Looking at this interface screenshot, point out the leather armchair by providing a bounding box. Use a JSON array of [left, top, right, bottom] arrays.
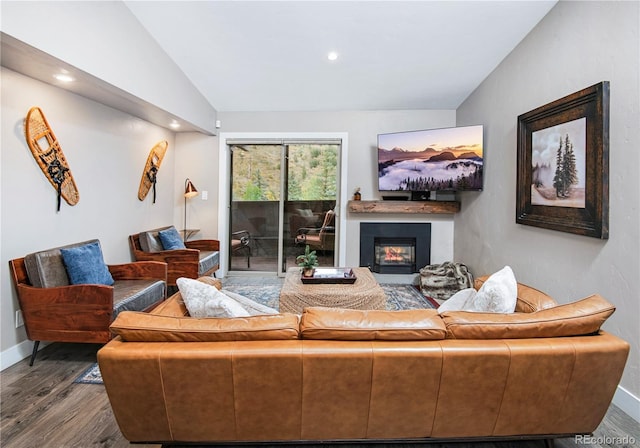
[[9, 239, 166, 365], [129, 226, 220, 286]]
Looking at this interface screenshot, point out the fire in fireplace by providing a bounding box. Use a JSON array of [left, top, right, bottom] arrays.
[[374, 238, 416, 270], [360, 223, 431, 274]]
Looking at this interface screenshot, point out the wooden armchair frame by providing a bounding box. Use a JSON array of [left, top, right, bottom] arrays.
[[9, 258, 167, 365], [129, 233, 220, 286]]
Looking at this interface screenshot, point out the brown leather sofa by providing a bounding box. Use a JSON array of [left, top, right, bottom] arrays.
[[98, 277, 629, 445]]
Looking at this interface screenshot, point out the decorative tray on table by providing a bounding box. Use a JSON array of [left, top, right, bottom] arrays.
[[301, 267, 357, 284]]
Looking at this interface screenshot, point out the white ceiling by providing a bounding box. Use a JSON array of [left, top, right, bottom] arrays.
[[126, 1, 557, 113]]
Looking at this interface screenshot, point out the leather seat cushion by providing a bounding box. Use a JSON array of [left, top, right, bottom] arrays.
[[300, 307, 447, 340], [110, 311, 300, 342], [441, 294, 615, 339], [112, 279, 166, 318], [198, 250, 220, 274]]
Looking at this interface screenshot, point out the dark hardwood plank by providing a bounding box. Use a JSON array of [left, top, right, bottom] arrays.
[[0, 342, 160, 448], [2, 342, 637, 448]]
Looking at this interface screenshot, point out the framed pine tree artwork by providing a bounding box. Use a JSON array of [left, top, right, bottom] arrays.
[[516, 82, 609, 239]]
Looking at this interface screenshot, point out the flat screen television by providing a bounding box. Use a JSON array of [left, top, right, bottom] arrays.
[[378, 125, 483, 192]]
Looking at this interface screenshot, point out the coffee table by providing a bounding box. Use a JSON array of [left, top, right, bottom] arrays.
[[279, 266, 386, 313]]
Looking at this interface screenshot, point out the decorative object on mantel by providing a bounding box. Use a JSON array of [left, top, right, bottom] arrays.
[[296, 244, 319, 277], [137, 140, 168, 203], [183, 178, 198, 240], [348, 200, 460, 214], [24, 106, 79, 211], [353, 187, 361, 201], [516, 81, 609, 239]]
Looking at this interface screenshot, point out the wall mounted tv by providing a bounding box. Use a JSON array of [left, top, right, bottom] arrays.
[[378, 125, 483, 192]]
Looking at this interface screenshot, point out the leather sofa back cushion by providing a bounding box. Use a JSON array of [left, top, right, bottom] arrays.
[[24, 239, 101, 288], [300, 307, 446, 340], [138, 229, 166, 253], [110, 311, 300, 342], [441, 294, 614, 339], [474, 276, 557, 313]]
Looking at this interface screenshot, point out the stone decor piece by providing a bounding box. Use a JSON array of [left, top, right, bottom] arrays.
[[419, 261, 473, 300]]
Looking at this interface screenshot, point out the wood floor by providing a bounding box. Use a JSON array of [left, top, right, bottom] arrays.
[[1, 342, 638, 448]]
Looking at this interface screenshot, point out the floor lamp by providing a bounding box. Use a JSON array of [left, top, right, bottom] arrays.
[[183, 178, 198, 240]]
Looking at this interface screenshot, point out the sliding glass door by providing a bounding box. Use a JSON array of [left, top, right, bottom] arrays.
[[228, 140, 340, 275]]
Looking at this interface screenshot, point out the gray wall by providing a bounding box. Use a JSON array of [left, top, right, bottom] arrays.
[[455, 0, 639, 410], [217, 110, 459, 274], [1, 1, 216, 133], [0, 68, 176, 363]]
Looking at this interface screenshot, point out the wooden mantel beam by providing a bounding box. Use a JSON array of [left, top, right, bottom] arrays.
[[348, 200, 460, 214]]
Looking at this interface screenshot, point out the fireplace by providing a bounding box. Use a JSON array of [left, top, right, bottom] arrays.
[[360, 223, 431, 274]]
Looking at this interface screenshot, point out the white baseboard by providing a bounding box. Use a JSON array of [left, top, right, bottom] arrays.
[[0, 340, 49, 371], [613, 385, 640, 423]]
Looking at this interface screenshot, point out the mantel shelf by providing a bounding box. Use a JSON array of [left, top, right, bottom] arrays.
[[348, 200, 460, 214]]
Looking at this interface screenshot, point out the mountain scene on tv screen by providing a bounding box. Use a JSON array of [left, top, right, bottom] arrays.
[[378, 128, 483, 191]]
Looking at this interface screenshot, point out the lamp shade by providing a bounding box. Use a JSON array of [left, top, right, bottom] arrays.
[[184, 178, 198, 198]]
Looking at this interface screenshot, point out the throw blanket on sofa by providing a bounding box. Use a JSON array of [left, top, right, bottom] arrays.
[[419, 261, 473, 300]]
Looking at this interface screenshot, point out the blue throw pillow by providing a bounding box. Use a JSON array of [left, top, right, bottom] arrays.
[[158, 227, 186, 250], [60, 242, 115, 286]]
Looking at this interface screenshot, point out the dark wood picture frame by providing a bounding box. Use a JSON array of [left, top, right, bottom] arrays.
[[516, 82, 609, 239]]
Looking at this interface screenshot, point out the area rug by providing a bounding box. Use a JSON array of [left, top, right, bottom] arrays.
[[221, 276, 438, 311], [74, 278, 437, 385], [74, 363, 103, 384]]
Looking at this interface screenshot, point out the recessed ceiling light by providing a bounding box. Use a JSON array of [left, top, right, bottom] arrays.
[[327, 51, 339, 61], [53, 73, 75, 82], [169, 120, 180, 129]]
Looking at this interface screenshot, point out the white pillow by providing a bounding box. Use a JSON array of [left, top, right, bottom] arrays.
[[177, 277, 250, 318], [436, 266, 517, 314], [466, 266, 517, 313], [437, 288, 477, 314]]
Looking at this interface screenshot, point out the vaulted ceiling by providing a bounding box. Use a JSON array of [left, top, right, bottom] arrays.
[[125, 1, 557, 112]]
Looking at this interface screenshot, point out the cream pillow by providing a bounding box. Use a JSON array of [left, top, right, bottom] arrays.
[[437, 288, 477, 314], [177, 277, 250, 318], [467, 266, 517, 313], [437, 266, 517, 314]]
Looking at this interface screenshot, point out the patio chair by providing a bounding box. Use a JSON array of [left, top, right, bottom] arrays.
[[294, 210, 335, 252]]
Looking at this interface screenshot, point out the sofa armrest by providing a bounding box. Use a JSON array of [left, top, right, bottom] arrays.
[[185, 239, 220, 251], [16, 283, 113, 340], [108, 261, 167, 281], [132, 248, 200, 263]]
